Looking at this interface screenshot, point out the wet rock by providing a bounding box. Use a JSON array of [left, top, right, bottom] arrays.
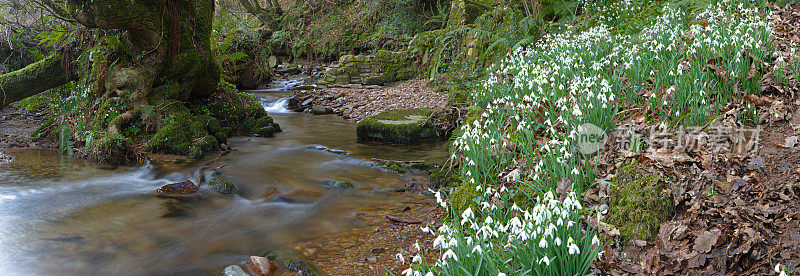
[[0, 151, 13, 164], [242, 256, 276, 276], [276, 66, 301, 75], [311, 104, 328, 115], [404, 181, 423, 192], [260, 187, 282, 201], [261, 248, 327, 276], [221, 265, 247, 276], [322, 179, 355, 189], [306, 145, 349, 155], [356, 108, 439, 144], [155, 180, 199, 199], [287, 96, 300, 110], [208, 175, 239, 195], [381, 188, 407, 193]]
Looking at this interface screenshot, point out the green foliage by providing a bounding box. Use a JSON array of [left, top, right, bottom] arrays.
[[608, 162, 674, 242], [409, 5, 542, 79], [737, 104, 761, 126]]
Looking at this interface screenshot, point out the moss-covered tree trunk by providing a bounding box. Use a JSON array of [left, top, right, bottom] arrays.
[[1, 0, 281, 162], [0, 51, 78, 107]]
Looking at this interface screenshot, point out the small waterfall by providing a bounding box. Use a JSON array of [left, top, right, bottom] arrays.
[[262, 97, 291, 113]]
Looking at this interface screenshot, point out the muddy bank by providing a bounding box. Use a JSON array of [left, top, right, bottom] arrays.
[[0, 106, 54, 150], [290, 79, 449, 121]]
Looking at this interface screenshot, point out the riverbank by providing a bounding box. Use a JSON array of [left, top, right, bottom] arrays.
[[291, 79, 449, 121], [0, 106, 54, 150]]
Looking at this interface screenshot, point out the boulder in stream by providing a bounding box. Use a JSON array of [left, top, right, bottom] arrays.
[[356, 108, 439, 143], [155, 180, 199, 199], [242, 256, 277, 276], [208, 175, 240, 195], [221, 265, 247, 276]]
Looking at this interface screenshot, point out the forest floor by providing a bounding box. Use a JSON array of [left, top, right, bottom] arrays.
[[595, 5, 800, 274]]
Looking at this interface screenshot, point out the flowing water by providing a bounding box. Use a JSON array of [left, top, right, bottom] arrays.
[[0, 78, 447, 275]]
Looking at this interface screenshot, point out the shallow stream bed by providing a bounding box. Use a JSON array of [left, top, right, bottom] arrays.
[[0, 79, 447, 275]]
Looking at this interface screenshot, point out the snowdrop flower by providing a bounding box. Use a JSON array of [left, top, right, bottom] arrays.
[[420, 225, 431, 233], [539, 237, 548, 248], [442, 249, 458, 261], [395, 253, 405, 264], [461, 207, 474, 225], [555, 237, 562, 246], [472, 245, 483, 254], [538, 256, 551, 266], [592, 235, 600, 246], [412, 254, 423, 263], [568, 241, 581, 255]]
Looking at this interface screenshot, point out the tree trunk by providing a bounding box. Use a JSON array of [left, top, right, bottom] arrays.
[[0, 52, 78, 108], [2, 0, 281, 162], [237, 0, 283, 30]]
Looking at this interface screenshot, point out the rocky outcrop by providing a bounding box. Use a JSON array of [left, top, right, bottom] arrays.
[[356, 108, 440, 143], [318, 50, 415, 86]]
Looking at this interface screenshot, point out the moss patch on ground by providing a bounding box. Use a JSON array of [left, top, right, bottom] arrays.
[[356, 108, 439, 143], [448, 182, 478, 216], [607, 162, 674, 243]]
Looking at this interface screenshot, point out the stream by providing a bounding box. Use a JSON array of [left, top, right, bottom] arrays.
[[0, 78, 447, 275]]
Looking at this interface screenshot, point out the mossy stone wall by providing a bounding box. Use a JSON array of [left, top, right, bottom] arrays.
[[318, 50, 415, 86]]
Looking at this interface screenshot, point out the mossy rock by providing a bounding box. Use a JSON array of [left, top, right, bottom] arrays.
[[607, 162, 674, 243], [356, 108, 439, 143], [147, 114, 220, 157], [195, 81, 281, 138], [208, 175, 239, 195], [321, 179, 355, 189]]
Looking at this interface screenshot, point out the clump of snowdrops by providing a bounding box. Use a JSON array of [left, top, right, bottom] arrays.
[[400, 1, 775, 275]]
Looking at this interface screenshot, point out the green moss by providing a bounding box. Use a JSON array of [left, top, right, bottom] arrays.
[[377, 160, 408, 173], [428, 167, 461, 189], [356, 108, 439, 143], [196, 81, 281, 137], [147, 113, 221, 157], [208, 175, 239, 194], [449, 183, 478, 215], [510, 184, 538, 210], [607, 162, 674, 243], [371, 50, 416, 84], [189, 146, 203, 159]]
